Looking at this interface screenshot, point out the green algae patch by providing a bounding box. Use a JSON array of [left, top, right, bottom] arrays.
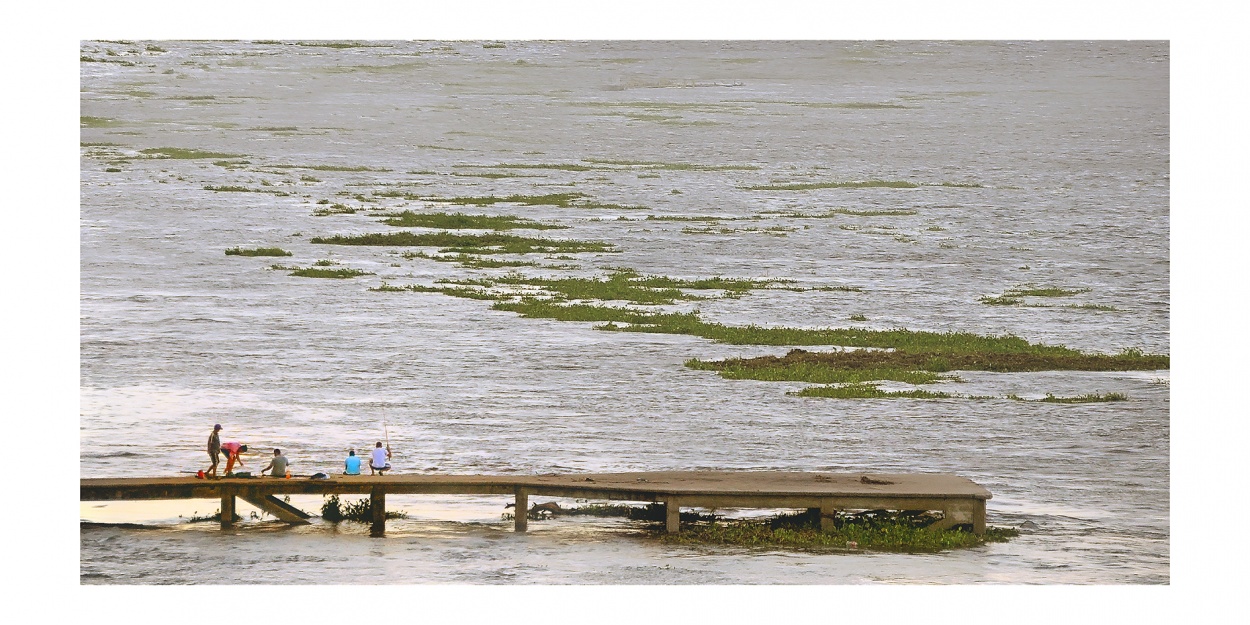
[[378, 211, 565, 230], [311, 231, 614, 255], [225, 247, 292, 257], [744, 180, 920, 191], [140, 147, 244, 159]]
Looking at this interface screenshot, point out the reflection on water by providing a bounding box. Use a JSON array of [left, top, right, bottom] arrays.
[[80, 40, 1168, 584]]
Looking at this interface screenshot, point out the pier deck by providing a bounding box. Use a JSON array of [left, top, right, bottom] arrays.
[[81, 471, 991, 536]]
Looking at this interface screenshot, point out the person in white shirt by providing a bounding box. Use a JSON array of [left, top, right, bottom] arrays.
[[370, 441, 391, 475]]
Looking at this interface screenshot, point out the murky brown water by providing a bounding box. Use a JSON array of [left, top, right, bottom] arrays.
[[80, 40, 1169, 584]]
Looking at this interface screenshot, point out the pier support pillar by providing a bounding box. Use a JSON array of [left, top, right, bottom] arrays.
[[370, 487, 386, 538], [665, 497, 680, 534], [973, 500, 986, 536], [220, 489, 235, 529], [514, 488, 528, 533], [819, 499, 836, 533]]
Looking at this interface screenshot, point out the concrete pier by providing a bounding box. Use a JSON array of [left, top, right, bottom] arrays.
[[81, 471, 992, 536]]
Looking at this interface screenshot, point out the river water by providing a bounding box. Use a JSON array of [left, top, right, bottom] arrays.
[[79, 40, 1169, 584]]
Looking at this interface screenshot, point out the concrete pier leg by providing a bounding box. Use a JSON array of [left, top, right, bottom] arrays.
[[514, 488, 528, 533], [819, 500, 835, 533], [665, 497, 680, 534], [220, 489, 235, 529], [973, 500, 986, 536], [370, 487, 386, 538]]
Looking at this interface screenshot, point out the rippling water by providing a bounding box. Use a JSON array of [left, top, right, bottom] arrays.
[[79, 40, 1169, 584]]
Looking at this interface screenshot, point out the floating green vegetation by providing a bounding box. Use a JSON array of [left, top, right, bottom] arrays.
[[662, 509, 1016, 553], [320, 495, 406, 523], [80, 116, 124, 128], [378, 211, 565, 231], [104, 167, 122, 173], [295, 41, 377, 49], [981, 286, 1092, 306], [1009, 393, 1128, 403], [743, 180, 919, 191], [277, 265, 371, 279], [225, 247, 292, 257], [458, 163, 595, 172], [401, 251, 540, 269], [1063, 303, 1118, 311], [426, 270, 798, 305], [826, 102, 910, 109], [792, 383, 954, 399], [311, 231, 615, 255], [583, 159, 759, 171], [313, 203, 357, 216], [268, 164, 391, 172], [204, 185, 288, 195], [422, 192, 647, 211], [824, 208, 919, 217], [682, 225, 798, 236], [451, 172, 544, 179], [691, 345, 1168, 386], [1009, 286, 1090, 297], [849, 314, 868, 321], [141, 147, 243, 160], [426, 192, 588, 207], [644, 214, 738, 222]]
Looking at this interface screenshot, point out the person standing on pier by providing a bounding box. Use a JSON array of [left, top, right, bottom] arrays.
[[221, 441, 249, 476], [260, 448, 290, 478], [370, 441, 391, 475], [344, 449, 362, 475], [205, 424, 222, 479]]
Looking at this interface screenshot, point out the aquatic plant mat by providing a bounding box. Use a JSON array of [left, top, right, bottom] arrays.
[[320, 495, 406, 523], [524, 504, 1015, 553]]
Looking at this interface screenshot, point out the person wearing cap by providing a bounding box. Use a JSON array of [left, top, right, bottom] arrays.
[[205, 424, 223, 479]]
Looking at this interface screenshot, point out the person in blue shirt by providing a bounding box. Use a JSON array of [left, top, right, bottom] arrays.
[[344, 449, 362, 475]]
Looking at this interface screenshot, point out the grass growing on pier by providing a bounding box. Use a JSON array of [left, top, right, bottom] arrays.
[[378, 211, 565, 230], [225, 247, 292, 257], [320, 495, 407, 523], [311, 231, 615, 255]]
